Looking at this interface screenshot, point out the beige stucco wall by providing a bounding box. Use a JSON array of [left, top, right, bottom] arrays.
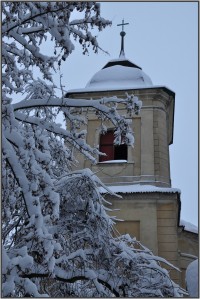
[[107, 194, 158, 254], [105, 193, 180, 256], [65, 88, 198, 289], [178, 230, 199, 288], [104, 192, 184, 285], [156, 196, 180, 283], [67, 87, 174, 187], [105, 191, 198, 288]]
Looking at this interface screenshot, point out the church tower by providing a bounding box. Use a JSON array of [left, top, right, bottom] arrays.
[[66, 21, 198, 288], [67, 19, 175, 188]]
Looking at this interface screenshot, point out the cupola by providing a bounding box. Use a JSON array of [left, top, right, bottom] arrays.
[[86, 19, 153, 90]]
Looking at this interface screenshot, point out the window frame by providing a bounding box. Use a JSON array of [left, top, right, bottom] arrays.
[[99, 130, 128, 162]]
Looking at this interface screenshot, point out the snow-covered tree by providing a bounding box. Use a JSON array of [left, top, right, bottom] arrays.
[[2, 2, 186, 297]]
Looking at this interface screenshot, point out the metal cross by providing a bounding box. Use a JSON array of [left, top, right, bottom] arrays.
[[117, 19, 129, 32]]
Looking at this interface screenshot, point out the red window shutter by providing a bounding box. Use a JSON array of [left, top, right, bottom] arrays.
[[100, 131, 114, 144], [99, 145, 114, 161], [99, 131, 114, 162]]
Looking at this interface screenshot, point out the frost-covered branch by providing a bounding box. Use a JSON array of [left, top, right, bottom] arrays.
[[2, 2, 185, 297], [2, 2, 111, 94], [12, 95, 139, 111]]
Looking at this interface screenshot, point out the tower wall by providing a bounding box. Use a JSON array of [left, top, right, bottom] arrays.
[[67, 87, 174, 187], [105, 192, 181, 284], [66, 87, 198, 289]]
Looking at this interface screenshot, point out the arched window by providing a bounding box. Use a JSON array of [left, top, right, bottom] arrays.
[[99, 130, 127, 162]]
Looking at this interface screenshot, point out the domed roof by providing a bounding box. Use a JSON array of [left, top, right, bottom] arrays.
[[86, 57, 153, 89]]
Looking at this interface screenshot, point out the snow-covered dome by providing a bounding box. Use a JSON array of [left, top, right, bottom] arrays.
[[86, 57, 153, 90]]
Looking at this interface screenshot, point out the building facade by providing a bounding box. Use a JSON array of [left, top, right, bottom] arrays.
[[65, 28, 198, 288]]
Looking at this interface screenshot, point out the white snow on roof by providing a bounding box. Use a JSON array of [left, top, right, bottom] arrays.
[[67, 84, 174, 94], [85, 65, 153, 90], [180, 219, 198, 234], [99, 184, 181, 194], [186, 259, 199, 297]]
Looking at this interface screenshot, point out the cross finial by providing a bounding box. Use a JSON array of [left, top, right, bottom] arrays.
[[117, 19, 129, 58], [117, 18, 129, 32]]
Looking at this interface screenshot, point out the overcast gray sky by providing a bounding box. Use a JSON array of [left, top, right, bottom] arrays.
[[60, 2, 198, 226]]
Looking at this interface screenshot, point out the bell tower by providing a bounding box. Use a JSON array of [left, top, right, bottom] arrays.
[[65, 22, 198, 288], [66, 19, 175, 188]]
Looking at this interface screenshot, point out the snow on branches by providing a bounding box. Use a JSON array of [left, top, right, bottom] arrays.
[[2, 1, 110, 94], [2, 2, 186, 297]]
